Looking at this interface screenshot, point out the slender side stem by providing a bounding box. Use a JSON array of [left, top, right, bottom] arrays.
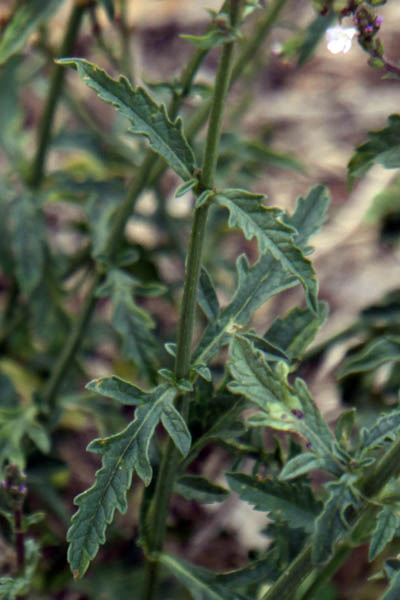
[[262, 436, 400, 600], [14, 507, 25, 575], [40, 273, 101, 413], [142, 3, 242, 599], [28, 3, 86, 189]]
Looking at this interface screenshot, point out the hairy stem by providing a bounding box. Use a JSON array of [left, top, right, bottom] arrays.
[[29, 2, 86, 189], [142, 3, 242, 599]]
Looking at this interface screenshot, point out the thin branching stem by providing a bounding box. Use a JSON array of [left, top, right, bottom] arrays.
[[29, 2, 86, 189], [141, 3, 242, 599]]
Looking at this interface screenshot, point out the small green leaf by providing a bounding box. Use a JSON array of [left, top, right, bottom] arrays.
[[175, 475, 229, 503], [348, 115, 400, 188], [264, 302, 329, 365], [180, 27, 238, 51], [161, 398, 191, 456], [312, 474, 361, 564], [338, 337, 400, 378], [159, 552, 249, 600], [240, 333, 288, 363], [176, 178, 198, 198], [67, 384, 177, 578], [196, 189, 214, 208], [58, 59, 195, 180], [0, 576, 27, 599], [286, 185, 330, 254], [0, 0, 64, 65], [369, 506, 400, 561], [198, 267, 220, 322], [227, 472, 321, 533], [382, 560, 400, 600], [335, 408, 356, 449], [191, 364, 212, 382], [360, 407, 400, 454], [215, 189, 318, 312]]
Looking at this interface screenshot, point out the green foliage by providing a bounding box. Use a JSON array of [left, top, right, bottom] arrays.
[[348, 115, 400, 187], [369, 505, 400, 561], [67, 383, 190, 578], [175, 474, 229, 503], [0, 0, 64, 65], [57, 59, 196, 181]]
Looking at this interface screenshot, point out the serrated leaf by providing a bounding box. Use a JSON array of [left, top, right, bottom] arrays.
[[0, 404, 48, 468], [312, 474, 361, 564], [338, 337, 400, 379], [360, 407, 400, 454], [279, 452, 338, 480], [96, 269, 158, 379], [215, 189, 318, 312], [369, 506, 400, 561], [86, 376, 149, 405], [215, 553, 278, 587], [161, 398, 191, 456], [194, 253, 298, 365], [67, 384, 178, 578], [198, 268, 220, 322], [0, 0, 64, 65], [348, 115, 400, 188], [286, 185, 330, 254], [227, 472, 321, 533], [10, 194, 45, 297], [382, 560, 400, 600], [175, 475, 229, 504], [264, 302, 329, 365], [0, 576, 27, 599], [58, 59, 195, 180], [159, 552, 249, 600]]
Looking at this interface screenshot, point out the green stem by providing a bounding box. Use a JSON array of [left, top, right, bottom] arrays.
[[262, 436, 400, 600], [141, 3, 242, 598], [29, 2, 86, 189]]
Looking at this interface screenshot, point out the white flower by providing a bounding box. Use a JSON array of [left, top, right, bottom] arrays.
[[325, 25, 358, 55]]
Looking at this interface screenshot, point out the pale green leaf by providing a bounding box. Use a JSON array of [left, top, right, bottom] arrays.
[[67, 385, 177, 578], [0, 577, 27, 599], [382, 560, 400, 600], [286, 185, 330, 254], [279, 452, 339, 480], [227, 472, 321, 533], [215, 188, 318, 312], [312, 474, 361, 564], [159, 552, 249, 600], [369, 506, 400, 561], [360, 407, 400, 455], [175, 475, 229, 504], [86, 376, 148, 405], [0, 0, 64, 64], [338, 337, 400, 378], [58, 59, 195, 180]]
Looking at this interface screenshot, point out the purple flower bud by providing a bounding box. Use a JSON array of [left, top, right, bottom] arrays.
[[18, 485, 27, 494], [365, 24, 374, 34], [306, 442, 312, 449], [376, 16, 383, 26], [1, 480, 7, 489], [291, 409, 304, 420]]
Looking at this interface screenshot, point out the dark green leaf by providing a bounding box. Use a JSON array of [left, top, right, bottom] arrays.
[[67, 384, 178, 578], [297, 11, 335, 65], [382, 560, 400, 600], [338, 337, 400, 378], [198, 268, 220, 322], [180, 27, 238, 51], [369, 505, 400, 561], [312, 474, 361, 564], [240, 333, 288, 362], [264, 302, 329, 365], [227, 472, 321, 533], [58, 59, 195, 180], [215, 553, 278, 587], [160, 398, 191, 456], [348, 115, 400, 188], [175, 475, 229, 504], [360, 407, 400, 454], [0, 0, 64, 64], [286, 185, 330, 255], [10, 194, 45, 297], [159, 552, 250, 600], [215, 189, 318, 312]]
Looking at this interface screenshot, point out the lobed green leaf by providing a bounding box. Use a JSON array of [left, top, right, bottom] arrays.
[[215, 189, 318, 312], [175, 475, 229, 504], [57, 58, 195, 180], [338, 337, 400, 379], [227, 472, 321, 533], [369, 505, 400, 562]]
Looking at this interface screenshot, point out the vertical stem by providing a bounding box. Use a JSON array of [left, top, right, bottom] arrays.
[[29, 2, 86, 189], [142, 3, 242, 599], [14, 507, 25, 600]]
